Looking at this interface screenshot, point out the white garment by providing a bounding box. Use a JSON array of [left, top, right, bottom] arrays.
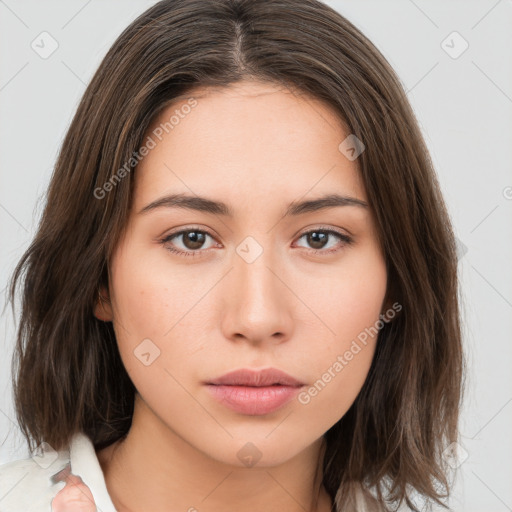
[[0, 432, 116, 511]]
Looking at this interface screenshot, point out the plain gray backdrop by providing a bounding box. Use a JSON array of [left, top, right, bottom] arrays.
[[1, 1, 511, 511]]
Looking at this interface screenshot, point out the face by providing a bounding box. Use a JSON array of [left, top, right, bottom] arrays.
[[96, 80, 388, 467]]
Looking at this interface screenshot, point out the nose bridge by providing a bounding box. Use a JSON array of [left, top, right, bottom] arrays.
[[223, 234, 291, 342], [235, 234, 281, 306]]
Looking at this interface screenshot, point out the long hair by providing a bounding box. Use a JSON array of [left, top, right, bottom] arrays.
[[7, 1, 464, 510]]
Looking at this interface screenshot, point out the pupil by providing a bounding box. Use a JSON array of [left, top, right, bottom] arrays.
[[185, 231, 205, 249], [309, 231, 327, 249]]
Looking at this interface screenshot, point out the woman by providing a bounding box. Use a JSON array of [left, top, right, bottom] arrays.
[[0, 0, 464, 510]]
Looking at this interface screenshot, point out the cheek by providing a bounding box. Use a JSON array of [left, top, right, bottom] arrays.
[[109, 238, 206, 337], [107, 244, 205, 376], [295, 342, 376, 435], [305, 247, 387, 351], [107, 251, 204, 415], [293, 249, 386, 421]]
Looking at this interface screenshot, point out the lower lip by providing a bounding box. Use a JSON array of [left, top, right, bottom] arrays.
[[206, 384, 302, 415]]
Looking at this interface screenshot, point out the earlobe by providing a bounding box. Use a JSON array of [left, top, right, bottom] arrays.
[[93, 286, 113, 322]]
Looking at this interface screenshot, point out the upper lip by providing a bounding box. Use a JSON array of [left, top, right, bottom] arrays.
[[207, 368, 304, 387]]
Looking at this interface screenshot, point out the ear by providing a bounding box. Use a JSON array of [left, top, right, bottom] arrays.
[[93, 285, 113, 322]]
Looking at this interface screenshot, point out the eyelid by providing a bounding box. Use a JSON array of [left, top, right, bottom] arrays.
[[161, 224, 217, 238], [162, 224, 351, 241], [295, 224, 351, 239], [160, 226, 219, 252], [293, 226, 353, 252]]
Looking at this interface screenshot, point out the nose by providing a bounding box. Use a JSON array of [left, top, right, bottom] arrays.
[[220, 239, 294, 346]]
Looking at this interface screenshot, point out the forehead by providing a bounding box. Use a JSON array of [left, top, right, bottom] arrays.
[[133, 80, 366, 211]]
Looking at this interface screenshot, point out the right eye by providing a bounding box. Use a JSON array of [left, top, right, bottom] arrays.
[[160, 228, 219, 257]]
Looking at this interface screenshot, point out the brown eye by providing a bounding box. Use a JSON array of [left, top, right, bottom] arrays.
[[161, 229, 217, 257], [305, 231, 329, 250], [178, 230, 207, 250], [295, 228, 353, 255]]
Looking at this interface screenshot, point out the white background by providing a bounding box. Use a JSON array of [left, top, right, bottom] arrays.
[[1, 1, 511, 510]]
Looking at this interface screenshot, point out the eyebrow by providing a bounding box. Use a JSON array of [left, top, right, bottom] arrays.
[[138, 193, 368, 217]]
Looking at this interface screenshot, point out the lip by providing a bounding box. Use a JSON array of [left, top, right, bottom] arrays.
[[207, 368, 304, 387], [205, 368, 305, 416]]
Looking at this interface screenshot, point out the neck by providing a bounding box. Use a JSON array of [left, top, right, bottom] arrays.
[[97, 394, 333, 512]]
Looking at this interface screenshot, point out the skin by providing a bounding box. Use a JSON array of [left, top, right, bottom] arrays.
[[94, 79, 388, 512], [51, 466, 96, 512]]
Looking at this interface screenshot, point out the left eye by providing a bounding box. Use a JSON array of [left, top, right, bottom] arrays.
[[295, 229, 352, 253], [160, 228, 352, 257]]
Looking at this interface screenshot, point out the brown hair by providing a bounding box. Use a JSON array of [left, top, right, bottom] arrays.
[[7, 0, 464, 510]]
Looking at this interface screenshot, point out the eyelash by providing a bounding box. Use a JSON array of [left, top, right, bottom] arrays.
[[159, 226, 353, 258]]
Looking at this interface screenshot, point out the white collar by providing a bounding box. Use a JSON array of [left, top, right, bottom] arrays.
[[68, 431, 117, 511]]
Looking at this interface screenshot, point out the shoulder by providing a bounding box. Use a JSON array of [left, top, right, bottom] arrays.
[[336, 483, 411, 512], [0, 449, 70, 512]]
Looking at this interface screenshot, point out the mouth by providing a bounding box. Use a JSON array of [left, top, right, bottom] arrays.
[[206, 367, 305, 387], [206, 385, 302, 415], [205, 368, 305, 415]]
